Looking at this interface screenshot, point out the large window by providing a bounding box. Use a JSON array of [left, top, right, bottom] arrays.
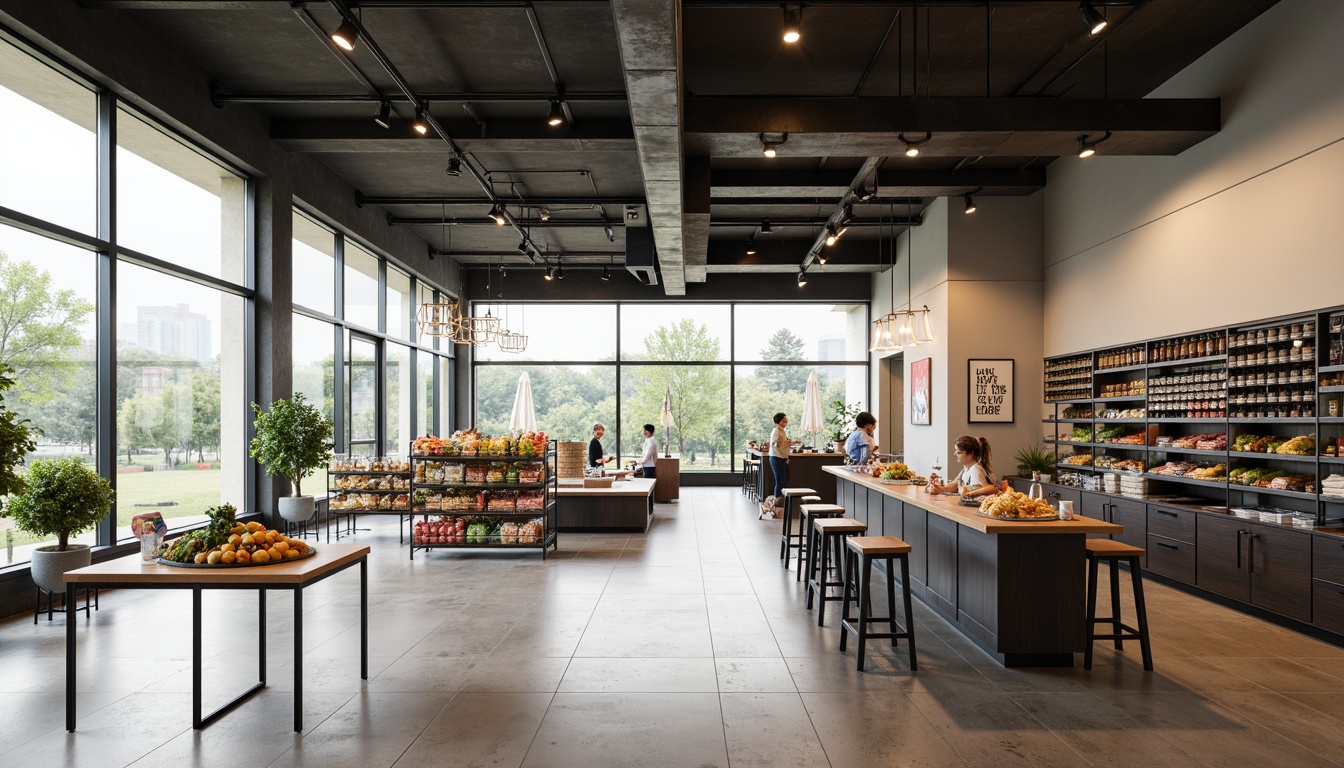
[[292, 213, 336, 316], [0, 225, 98, 565], [385, 342, 412, 454], [343, 243, 379, 332], [473, 303, 869, 472], [386, 265, 411, 341]]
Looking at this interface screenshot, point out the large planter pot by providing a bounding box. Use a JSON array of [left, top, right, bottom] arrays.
[[278, 495, 315, 523], [31, 544, 92, 595]]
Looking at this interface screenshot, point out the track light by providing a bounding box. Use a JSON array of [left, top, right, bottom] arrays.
[[818, 252, 827, 265], [746, 235, 757, 256], [797, 270, 808, 287], [517, 240, 529, 255], [1076, 131, 1110, 158], [488, 203, 507, 225], [898, 132, 931, 157], [963, 194, 977, 214], [604, 225, 615, 242], [824, 224, 839, 247], [544, 265, 555, 281], [445, 156, 461, 176], [760, 132, 787, 158], [556, 261, 565, 279], [546, 100, 565, 127], [1079, 2, 1108, 36], [782, 7, 801, 44], [373, 101, 392, 129], [500, 264, 508, 278], [331, 18, 359, 52], [601, 265, 611, 281], [761, 219, 772, 234], [539, 208, 551, 222], [412, 106, 430, 136]]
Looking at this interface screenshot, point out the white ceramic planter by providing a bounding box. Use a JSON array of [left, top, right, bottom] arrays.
[[31, 544, 92, 595], [278, 495, 315, 523]]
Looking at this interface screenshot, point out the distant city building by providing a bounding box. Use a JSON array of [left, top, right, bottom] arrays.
[[817, 333, 845, 382], [135, 303, 212, 365]]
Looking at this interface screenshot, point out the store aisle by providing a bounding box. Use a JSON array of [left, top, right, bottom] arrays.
[[1, 487, 1343, 767]]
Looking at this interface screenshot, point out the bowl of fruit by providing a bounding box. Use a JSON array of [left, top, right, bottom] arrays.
[[158, 504, 314, 567], [870, 462, 928, 485]]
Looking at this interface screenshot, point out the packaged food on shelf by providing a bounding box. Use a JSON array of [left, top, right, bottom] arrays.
[[519, 518, 545, 544], [486, 462, 506, 483], [500, 522, 519, 544], [487, 490, 517, 511], [465, 464, 487, 483], [517, 490, 545, 510]]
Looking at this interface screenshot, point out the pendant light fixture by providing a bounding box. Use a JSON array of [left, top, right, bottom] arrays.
[[760, 132, 787, 158], [963, 188, 979, 215], [870, 198, 935, 353], [488, 203, 507, 225], [796, 270, 808, 287], [1077, 130, 1112, 158], [746, 234, 757, 255]]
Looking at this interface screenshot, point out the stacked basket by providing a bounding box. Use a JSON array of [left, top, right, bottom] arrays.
[[556, 441, 586, 478]]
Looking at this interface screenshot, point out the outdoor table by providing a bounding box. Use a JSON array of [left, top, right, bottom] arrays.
[[64, 543, 370, 732]]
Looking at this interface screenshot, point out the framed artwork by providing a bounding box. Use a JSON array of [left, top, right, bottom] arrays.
[[910, 357, 931, 425], [969, 358, 1015, 423]]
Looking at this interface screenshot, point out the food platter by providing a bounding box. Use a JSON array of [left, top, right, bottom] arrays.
[[877, 478, 923, 486], [158, 547, 317, 568], [975, 510, 1059, 521]]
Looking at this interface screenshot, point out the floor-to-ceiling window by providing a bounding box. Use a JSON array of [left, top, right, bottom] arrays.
[[0, 34, 254, 562], [472, 302, 869, 472]]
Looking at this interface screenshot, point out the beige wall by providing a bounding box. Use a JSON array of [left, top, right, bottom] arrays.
[[1044, 0, 1344, 356]]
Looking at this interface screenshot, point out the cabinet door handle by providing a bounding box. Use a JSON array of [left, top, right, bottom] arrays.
[[1155, 541, 1179, 550], [1156, 510, 1179, 518], [1235, 529, 1244, 569], [1248, 533, 1257, 574]]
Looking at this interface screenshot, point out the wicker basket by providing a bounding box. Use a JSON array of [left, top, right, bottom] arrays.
[[557, 441, 586, 478], [583, 477, 615, 488]]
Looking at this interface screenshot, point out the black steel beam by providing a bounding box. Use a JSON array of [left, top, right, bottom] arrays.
[[80, 1, 610, 7], [707, 239, 887, 267], [359, 194, 644, 207], [215, 92, 626, 106], [389, 215, 920, 228], [685, 97, 1219, 134], [711, 168, 1044, 189], [271, 118, 635, 144]]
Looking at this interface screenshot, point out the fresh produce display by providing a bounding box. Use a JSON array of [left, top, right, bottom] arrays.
[[1229, 468, 1314, 490], [1187, 464, 1227, 479], [1094, 456, 1145, 472], [1060, 453, 1093, 466], [412, 430, 548, 457], [978, 490, 1057, 519], [1274, 435, 1314, 455], [160, 505, 310, 565], [1061, 405, 1093, 419], [1066, 426, 1093, 442]]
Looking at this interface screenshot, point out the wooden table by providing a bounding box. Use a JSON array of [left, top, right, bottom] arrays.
[[64, 543, 370, 732], [751, 449, 845, 504], [826, 467, 1121, 666], [556, 478, 655, 531]]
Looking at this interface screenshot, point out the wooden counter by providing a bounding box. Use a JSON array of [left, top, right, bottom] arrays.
[[555, 478, 655, 532], [750, 449, 844, 504], [825, 466, 1122, 667]]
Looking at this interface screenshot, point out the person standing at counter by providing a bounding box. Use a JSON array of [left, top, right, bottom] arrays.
[[588, 423, 615, 469], [639, 423, 658, 478], [844, 411, 879, 466], [924, 435, 1004, 498], [761, 412, 801, 517]]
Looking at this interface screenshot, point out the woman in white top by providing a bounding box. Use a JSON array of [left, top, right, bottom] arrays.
[[640, 423, 659, 478], [925, 435, 1004, 499], [762, 412, 801, 516]]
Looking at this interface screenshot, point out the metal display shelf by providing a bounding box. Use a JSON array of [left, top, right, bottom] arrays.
[[1228, 451, 1317, 462], [1149, 446, 1228, 458], [408, 442, 558, 560]]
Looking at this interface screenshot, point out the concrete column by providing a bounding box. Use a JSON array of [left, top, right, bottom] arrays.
[[254, 176, 293, 523]]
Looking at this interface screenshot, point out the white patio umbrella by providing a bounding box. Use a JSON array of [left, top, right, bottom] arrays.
[[509, 371, 537, 434], [799, 369, 825, 446], [659, 384, 675, 457]]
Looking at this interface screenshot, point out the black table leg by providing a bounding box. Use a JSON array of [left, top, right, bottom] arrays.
[[294, 586, 303, 732], [66, 583, 77, 731], [360, 557, 368, 680], [259, 589, 267, 685], [193, 586, 203, 729]]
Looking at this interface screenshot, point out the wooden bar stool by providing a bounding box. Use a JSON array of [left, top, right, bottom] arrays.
[[797, 503, 846, 583], [778, 487, 818, 568], [840, 536, 917, 671], [1084, 539, 1154, 671], [807, 517, 867, 625]]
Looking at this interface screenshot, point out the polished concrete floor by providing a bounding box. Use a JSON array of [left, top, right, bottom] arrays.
[[2, 487, 1343, 767]]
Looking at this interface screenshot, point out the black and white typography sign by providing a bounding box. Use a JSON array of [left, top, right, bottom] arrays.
[[969, 359, 1014, 423]]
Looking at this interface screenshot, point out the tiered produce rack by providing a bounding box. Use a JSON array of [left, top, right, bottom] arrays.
[[327, 457, 414, 543], [408, 438, 558, 560]]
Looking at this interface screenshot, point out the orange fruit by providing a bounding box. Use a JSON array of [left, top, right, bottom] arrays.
[[228, 534, 241, 546], [221, 551, 237, 564], [246, 521, 263, 532], [274, 541, 289, 555], [221, 542, 236, 553], [194, 552, 207, 564], [252, 550, 270, 564], [235, 549, 251, 563], [284, 549, 299, 559]]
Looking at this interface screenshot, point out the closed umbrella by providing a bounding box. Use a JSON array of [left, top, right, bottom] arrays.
[[799, 369, 825, 446], [659, 384, 675, 457], [509, 371, 537, 434]]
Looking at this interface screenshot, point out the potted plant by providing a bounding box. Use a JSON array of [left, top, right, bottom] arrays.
[[3, 456, 114, 595], [828, 400, 863, 444], [1013, 443, 1055, 483], [249, 392, 334, 523]]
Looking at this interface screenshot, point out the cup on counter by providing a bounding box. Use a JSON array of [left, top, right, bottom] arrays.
[[1058, 500, 1075, 520]]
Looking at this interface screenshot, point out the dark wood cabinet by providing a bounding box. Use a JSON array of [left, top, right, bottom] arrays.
[[1313, 535, 1344, 586], [904, 505, 928, 597], [926, 514, 959, 616], [1249, 526, 1312, 623], [1108, 498, 1147, 558], [1312, 580, 1344, 635], [1148, 504, 1197, 543], [1146, 534, 1196, 583], [1197, 515, 1251, 603], [1081, 492, 1110, 540]]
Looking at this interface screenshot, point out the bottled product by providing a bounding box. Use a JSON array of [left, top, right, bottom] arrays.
[[1028, 472, 1044, 501]]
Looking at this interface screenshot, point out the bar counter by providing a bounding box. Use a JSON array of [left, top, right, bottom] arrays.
[[824, 466, 1121, 667], [750, 449, 845, 504]]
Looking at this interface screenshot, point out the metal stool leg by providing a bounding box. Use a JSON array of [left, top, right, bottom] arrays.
[[1130, 556, 1154, 671], [885, 555, 899, 648]]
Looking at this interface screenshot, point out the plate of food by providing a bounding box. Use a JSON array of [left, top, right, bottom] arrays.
[[157, 505, 316, 566], [869, 462, 928, 485], [974, 490, 1059, 521]]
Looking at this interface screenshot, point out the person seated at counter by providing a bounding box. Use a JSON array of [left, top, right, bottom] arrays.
[[588, 423, 616, 468], [925, 435, 1006, 498], [844, 411, 878, 465], [640, 423, 658, 478]]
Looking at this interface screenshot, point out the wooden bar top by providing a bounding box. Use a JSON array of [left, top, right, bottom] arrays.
[[824, 466, 1122, 535], [555, 478, 655, 498], [65, 543, 370, 585], [748, 448, 845, 458]]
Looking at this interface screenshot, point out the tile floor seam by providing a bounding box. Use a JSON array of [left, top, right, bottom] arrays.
[[258, 690, 358, 768], [1206, 690, 1344, 767]]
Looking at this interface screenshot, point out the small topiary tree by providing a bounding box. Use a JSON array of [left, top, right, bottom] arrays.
[[2, 456, 114, 551], [248, 392, 334, 497]]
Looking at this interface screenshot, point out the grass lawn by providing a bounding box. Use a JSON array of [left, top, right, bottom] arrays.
[[115, 467, 223, 529]]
